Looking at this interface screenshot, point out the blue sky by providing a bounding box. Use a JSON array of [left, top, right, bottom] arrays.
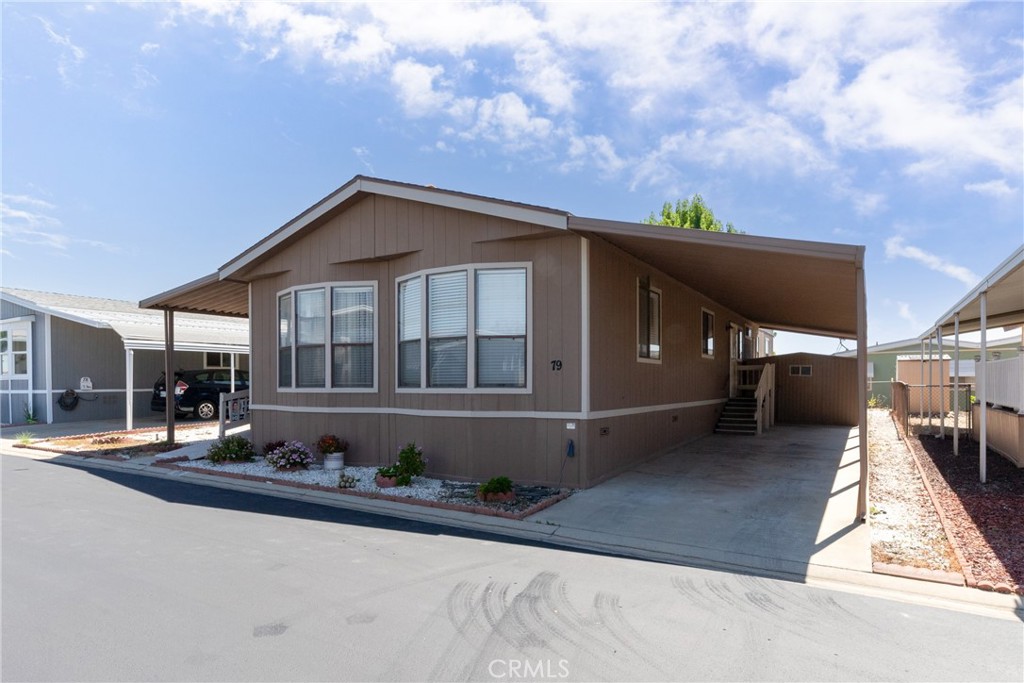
[[3, 1, 1022, 354]]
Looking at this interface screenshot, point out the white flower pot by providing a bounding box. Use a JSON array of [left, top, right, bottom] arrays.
[[323, 452, 345, 471]]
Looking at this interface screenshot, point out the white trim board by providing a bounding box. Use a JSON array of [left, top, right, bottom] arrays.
[[249, 397, 727, 420]]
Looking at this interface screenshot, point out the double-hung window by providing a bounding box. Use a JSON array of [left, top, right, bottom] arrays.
[[637, 278, 661, 362], [0, 323, 30, 378], [701, 308, 715, 358], [278, 283, 376, 390], [397, 264, 529, 391]]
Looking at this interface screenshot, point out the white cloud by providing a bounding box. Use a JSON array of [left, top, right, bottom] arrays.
[[458, 92, 553, 150], [390, 60, 450, 116], [38, 17, 86, 86], [132, 64, 160, 89], [171, 1, 1023, 204], [884, 236, 979, 286], [352, 146, 374, 174], [964, 179, 1015, 198], [140, 42, 160, 55], [0, 195, 121, 255]]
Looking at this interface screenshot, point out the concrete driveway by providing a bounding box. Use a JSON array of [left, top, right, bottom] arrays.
[[533, 424, 871, 578]]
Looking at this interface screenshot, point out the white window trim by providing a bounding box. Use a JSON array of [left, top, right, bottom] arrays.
[[276, 280, 379, 393], [700, 307, 716, 360], [204, 351, 231, 369], [636, 278, 662, 365], [395, 262, 532, 395], [0, 320, 32, 380]]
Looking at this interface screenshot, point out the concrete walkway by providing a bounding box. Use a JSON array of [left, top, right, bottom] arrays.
[[533, 425, 871, 577]]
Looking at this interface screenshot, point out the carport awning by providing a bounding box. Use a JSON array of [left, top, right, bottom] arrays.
[[140, 273, 250, 318], [569, 216, 864, 338], [931, 245, 1024, 335]]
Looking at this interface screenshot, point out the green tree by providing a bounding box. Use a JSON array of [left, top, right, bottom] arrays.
[[643, 194, 742, 233]]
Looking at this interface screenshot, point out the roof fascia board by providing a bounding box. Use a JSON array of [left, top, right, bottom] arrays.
[[569, 216, 864, 265], [932, 245, 1024, 330], [122, 339, 249, 353], [220, 177, 569, 280], [1, 292, 109, 329], [754, 321, 856, 339], [359, 178, 569, 231]]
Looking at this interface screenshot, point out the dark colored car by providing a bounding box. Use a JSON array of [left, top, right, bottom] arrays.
[[151, 369, 249, 420]]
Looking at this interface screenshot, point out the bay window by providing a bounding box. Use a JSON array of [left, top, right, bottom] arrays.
[[278, 283, 376, 390], [397, 264, 529, 391]]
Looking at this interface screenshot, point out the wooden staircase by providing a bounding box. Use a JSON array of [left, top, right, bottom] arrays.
[[715, 362, 776, 436], [715, 396, 758, 435]]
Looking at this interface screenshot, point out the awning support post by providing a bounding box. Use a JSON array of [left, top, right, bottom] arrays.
[[125, 348, 134, 431], [953, 314, 960, 455], [164, 310, 175, 446], [856, 265, 868, 521], [937, 327, 944, 438], [979, 292, 987, 484]]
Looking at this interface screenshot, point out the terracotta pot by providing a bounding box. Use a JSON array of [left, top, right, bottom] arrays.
[[476, 490, 515, 503], [375, 474, 398, 488]]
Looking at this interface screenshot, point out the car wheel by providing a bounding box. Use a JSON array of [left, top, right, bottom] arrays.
[[195, 400, 217, 420]]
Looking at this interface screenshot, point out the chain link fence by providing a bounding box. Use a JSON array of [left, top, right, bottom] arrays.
[[891, 381, 973, 437]]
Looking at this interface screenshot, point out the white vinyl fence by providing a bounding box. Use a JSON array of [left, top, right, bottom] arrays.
[[986, 356, 1022, 412]]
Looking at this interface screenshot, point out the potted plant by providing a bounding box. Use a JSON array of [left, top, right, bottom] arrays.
[[265, 441, 314, 471], [316, 434, 349, 471], [375, 464, 399, 488], [477, 476, 515, 503]]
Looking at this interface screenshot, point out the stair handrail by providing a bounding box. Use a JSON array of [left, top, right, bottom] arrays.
[[754, 363, 775, 435]]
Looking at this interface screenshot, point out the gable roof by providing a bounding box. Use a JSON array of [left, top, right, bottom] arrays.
[[1, 288, 249, 353], [143, 175, 865, 338]]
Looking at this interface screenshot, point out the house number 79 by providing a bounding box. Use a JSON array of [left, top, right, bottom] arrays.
[[551, 360, 563, 371]]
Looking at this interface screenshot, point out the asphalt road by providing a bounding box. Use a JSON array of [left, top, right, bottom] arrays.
[[2, 455, 1021, 682]]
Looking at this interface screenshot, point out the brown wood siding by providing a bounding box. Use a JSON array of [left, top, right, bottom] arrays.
[[246, 194, 584, 483], [583, 404, 718, 486], [587, 235, 745, 410], [749, 353, 858, 426], [251, 410, 585, 487], [249, 195, 580, 413]]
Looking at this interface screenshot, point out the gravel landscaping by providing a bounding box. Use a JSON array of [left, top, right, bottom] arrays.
[[904, 425, 1024, 594], [870, 407, 1024, 594], [868, 410, 961, 573], [176, 458, 570, 518]]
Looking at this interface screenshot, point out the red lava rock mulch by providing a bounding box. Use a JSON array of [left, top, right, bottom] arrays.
[[905, 432, 1024, 595]]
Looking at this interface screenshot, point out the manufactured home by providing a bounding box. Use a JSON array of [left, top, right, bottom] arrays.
[[143, 176, 868, 501], [0, 289, 248, 427]]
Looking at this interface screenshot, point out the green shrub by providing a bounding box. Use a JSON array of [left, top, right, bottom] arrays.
[[478, 476, 514, 495], [867, 394, 888, 409], [207, 435, 256, 463], [377, 442, 427, 486]]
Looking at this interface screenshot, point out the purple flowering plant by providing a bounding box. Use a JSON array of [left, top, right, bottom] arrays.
[[266, 440, 314, 469]]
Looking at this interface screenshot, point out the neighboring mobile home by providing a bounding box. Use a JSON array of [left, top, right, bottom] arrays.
[[0, 289, 249, 427], [143, 176, 869, 501]]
